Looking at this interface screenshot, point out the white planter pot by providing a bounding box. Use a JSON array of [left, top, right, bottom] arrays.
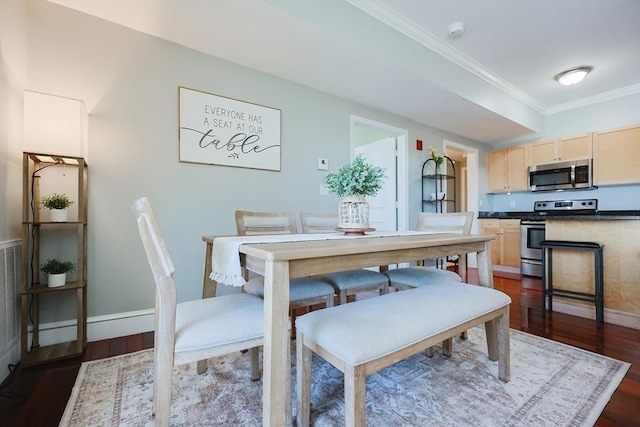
[[50, 208, 67, 222], [48, 273, 67, 288], [338, 195, 370, 229]]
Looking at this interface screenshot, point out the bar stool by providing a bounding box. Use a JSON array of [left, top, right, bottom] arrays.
[[541, 240, 604, 328]]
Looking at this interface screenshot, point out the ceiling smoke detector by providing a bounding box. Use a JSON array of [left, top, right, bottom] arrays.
[[448, 22, 465, 38]]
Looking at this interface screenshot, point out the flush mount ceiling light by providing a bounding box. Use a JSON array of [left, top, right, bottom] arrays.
[[555, 66, 593, 86]]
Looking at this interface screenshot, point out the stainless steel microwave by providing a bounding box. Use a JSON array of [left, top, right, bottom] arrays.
[[529, 159, 593, 192]]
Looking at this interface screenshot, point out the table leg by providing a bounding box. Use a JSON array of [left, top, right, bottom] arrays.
[[263, 260, 292, 427], [201, 242, 217, 299], [477, 240, 498, 360]]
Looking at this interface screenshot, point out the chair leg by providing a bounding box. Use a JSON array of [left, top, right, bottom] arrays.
[[339, 290, 348, 305], [154, 356, 173, 426], [296, 331, 312, 427], [250, 347, 260, 381], [425, 347, 435, 358], [290, 307, 297, 339], [344, 364, 366, 427]]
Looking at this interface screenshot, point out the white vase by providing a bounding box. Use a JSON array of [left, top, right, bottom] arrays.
[[48, 272, 67, 288], [50, 208, 67, 222], [338, 195, 370, 229]]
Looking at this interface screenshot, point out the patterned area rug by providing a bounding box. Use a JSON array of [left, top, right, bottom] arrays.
[[60, 328, 629, 426]]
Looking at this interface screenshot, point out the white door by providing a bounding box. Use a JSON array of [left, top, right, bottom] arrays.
[[355, 137, 397, 231]]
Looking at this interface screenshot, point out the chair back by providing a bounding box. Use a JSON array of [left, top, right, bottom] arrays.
[[131, 197, 177, 344], [416, 212, 474, 234], [300, 212, 338, 234], [235, 210, 297, 235]]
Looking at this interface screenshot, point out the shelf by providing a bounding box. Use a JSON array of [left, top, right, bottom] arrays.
[[21, 151, 88, 367], [22, 221, 87, 225], [423, 199, 455, 204], [423, 174, 455, 179], [21, 340, 85, 367], [22, 281, 86, 295]]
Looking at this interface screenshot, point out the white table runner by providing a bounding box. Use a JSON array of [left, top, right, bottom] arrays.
[[211, 230, 443, 286]]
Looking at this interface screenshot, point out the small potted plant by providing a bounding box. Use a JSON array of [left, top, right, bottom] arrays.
[[40, 258, 76, 288], [40, 193, 74, 222], [323, 155, 386, 231]]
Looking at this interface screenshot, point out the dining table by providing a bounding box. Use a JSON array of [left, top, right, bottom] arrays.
[[201, 231, 495, 426]]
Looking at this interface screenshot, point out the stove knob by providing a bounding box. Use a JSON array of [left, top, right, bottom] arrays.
[[582, 202, 586, 206], [588, 201, 593, 205]]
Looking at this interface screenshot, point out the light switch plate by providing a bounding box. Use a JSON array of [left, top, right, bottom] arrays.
[[317, 158, 329, 170]]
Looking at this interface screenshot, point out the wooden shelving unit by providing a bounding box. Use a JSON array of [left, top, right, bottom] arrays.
[[21, 152, 88, 367]]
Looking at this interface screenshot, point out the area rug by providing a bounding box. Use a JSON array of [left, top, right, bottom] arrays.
[[60, 328, 629, 426]]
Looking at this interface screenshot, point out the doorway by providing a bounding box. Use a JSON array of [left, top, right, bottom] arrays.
[[444, 140, 479, 268], [350, 116, 408, 231]]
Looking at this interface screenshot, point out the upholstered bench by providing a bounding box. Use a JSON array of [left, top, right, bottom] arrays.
[[295, 282, 511, 427]]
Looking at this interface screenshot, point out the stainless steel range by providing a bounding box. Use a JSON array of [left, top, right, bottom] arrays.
[[520, 198, 598, 277]]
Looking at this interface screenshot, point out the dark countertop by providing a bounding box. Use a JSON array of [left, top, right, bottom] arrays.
[[478, 211, 640, 220]]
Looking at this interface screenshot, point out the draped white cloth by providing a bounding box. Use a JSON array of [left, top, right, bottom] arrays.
[[210, 230, 442, 286]]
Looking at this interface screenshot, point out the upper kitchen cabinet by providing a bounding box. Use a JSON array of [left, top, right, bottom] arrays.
[[528, 133, 592, 166], [487, 145, 528, 193], [593, 124, 640, 185]]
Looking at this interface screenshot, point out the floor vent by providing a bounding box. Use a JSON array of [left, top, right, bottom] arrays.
[[0, 239, 21, 360]]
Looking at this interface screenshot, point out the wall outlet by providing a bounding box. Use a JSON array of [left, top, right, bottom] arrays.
[[320, 184, 329, 196], [317, 158, 329, 170]]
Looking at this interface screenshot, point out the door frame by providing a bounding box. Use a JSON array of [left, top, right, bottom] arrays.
[[350, 115, 409, 231]]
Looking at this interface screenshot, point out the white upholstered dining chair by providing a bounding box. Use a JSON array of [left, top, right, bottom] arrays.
[[384, 211, 474, 290], [300, 212, 389, 305], [235, 210, 336, 338], [132, 198, 264, 426]]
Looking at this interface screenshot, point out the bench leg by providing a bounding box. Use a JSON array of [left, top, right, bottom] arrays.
[[425, 347, 434, 358], [344, 364, 366, 427], [497, 306, 511, 382], [296, 331, 312, 427], [196, 359, 207, 374], [250, 347, 260, 381]]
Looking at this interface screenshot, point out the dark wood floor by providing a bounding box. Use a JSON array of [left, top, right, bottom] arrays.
[[1, 270, 638, 426]]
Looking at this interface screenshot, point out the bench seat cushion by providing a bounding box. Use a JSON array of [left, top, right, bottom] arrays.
[[295, 282, 511, 365]]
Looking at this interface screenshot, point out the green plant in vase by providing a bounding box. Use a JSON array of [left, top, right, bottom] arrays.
[[40, 258, 76, 288], [40, 193, 74, 222], [428, 146, 445, 174], [323, 155, 386, 231]]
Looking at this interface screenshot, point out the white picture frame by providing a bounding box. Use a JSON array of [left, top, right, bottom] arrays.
[[179, 86, 281, 171]]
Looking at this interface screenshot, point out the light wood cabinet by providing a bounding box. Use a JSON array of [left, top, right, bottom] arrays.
[[593, 124, 640, 185], [479, 219, 521, 267], [487, 146, 528, 193], [528, 133, 592, 165], [21, 152, 88, 367]]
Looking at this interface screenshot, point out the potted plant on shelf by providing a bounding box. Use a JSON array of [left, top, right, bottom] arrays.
[[40, 258, 76, 288], [40, 193, 74, 222], [323, 155, 386, 231]]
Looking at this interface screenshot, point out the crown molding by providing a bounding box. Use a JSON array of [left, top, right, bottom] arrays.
[[348, 0, 548, 114], [546, 84, 640, 115]]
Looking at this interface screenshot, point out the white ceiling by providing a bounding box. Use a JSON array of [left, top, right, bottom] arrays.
[[49, 0, 640, 145]]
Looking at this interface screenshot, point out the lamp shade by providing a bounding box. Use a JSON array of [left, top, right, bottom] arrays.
[[23, 90, 88, 160]]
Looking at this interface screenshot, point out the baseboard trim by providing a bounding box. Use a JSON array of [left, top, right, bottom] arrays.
[[551, 301, 640, 330], [26, 309, 155, 348]]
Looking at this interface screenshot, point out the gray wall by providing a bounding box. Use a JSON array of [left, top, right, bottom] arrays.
[[1, 1, 489, 324]]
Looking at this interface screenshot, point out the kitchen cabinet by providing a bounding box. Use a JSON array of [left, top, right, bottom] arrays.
[[593, 124, 640, 185], [528, 133, 592, 166], [480, 219, 521, 267], [487, 146, 528, 193], [21, 152, 88, 367]]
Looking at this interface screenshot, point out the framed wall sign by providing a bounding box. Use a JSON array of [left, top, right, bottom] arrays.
[[179, 86, 281, 171]]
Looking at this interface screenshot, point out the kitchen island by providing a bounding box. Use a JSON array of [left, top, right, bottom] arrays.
[[479, 210, 640, 329]]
